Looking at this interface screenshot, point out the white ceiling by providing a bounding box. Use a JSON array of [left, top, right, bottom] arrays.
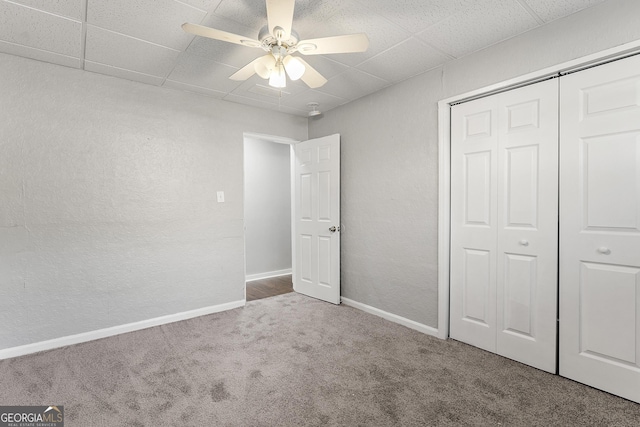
[[0, 0, 606, 116]]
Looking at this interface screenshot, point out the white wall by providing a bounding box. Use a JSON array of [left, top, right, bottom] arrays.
[[244, 137, 292, 277], [0, 54, 307, 351], [309, 70, 443, 327], [309, 0, 640, 329]]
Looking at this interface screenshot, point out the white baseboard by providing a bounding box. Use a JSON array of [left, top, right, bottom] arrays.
[[0, 299, 246, 360], [246, 268, 292, 282], [341, 297, 440, 338]]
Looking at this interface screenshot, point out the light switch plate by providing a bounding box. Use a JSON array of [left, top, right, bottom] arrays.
[[217, 191, 225, 203]]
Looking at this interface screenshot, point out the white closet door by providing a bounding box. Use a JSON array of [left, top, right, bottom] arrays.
[[451, 79, 558, 372], [451, 96, 499, 353], [496, 79, 558, 373], [559, 54, 640, 403]]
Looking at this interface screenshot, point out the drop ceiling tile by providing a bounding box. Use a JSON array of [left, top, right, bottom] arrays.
[[186, 15, 263, 68], [0, 40, 81, 68], [163, 80, 227, 99], [317, 68, 389, 101], [306, 3, 411, 67], [180, 0, 223, 13], [417, 0, 539, 58], [295, 55, 349, 81], [353, 0, 472, 34], [0, 1, 82, 57], [85, 25, 181, 77], [87, 0, 206, 51], [357, 37, 448, 83], [85, 61, 164, 86], [522, 0, 606, 23], [292, 0, 358, 38], [9, 0, 84, 20], [280, 88, 347, 112], [166, 53, 242, 93], [213, 0, 267, 31]]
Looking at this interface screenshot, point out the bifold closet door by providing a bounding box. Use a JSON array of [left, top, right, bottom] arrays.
[[450, 95, 498, 353], [450, 79, 558, 373], [559, 54, 640, 403]]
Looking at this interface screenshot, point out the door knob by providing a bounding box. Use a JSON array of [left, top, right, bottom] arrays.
[[519, 239, 529, 246], [329, 226, 340, 233], [597, 247, 611, 255]]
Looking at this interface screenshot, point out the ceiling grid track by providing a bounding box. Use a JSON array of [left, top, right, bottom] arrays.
[[514, 0, 545, 25], [79, 0, 89, 70], [160, 3, 214, 87]]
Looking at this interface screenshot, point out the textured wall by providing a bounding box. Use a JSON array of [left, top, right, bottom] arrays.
[[309, 0, 640, 329], [0, 54, 307, 350], [309, 70, 443, 327], [244, 137, 292, 276]]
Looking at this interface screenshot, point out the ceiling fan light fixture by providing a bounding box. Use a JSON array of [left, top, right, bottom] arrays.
[[255, 55, 276, 79], [182, 0, 369, 92], [269, 63, 286, 88], [283, 56, 305, 81]]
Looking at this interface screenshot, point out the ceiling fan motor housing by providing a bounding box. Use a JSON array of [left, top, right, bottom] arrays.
[[258, 25, 299, 50]]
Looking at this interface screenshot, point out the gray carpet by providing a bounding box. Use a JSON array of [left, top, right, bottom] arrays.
[[1, 293, 639, 426]]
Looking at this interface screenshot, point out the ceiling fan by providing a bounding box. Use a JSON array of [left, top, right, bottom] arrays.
[[182, 0, 369, 89]]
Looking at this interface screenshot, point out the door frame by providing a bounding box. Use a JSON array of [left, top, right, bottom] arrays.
[[436, 39, 640, 340], [242, 132, 299, 301]]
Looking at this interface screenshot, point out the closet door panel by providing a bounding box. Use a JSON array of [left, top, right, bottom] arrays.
[[496, 79, 559, 373], [560, 54, 640, 403], [451, 79, 558, 370], [450, 96, 499, 353]]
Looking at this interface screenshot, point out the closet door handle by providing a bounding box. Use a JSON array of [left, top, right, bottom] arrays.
[[597, 247, 611, 255], [519, 239, 529, 246]]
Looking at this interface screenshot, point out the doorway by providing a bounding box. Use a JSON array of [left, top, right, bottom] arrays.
[[243, 133, 297, 301], [243, 132, 342, 304]]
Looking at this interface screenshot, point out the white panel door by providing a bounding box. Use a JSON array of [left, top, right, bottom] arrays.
[[560, 54, 640, 403], [496, 79, 558, 373], [451, 79, 558, 372], [293, 134, 340, 304], [451, 95, 499, 352]]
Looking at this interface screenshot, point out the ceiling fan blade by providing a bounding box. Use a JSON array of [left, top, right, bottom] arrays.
[[230, 55, 272, 81], [295, 58, 328, 89], [182, 23, 261, 48], [266, 0, 295, 40], [297, 33, 369, 55]]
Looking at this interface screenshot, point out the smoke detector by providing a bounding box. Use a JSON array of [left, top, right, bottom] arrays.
[[307, 102, 321, 117]]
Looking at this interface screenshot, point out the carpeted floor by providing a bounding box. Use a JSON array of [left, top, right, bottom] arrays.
[[1, 293, 639, 426]]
